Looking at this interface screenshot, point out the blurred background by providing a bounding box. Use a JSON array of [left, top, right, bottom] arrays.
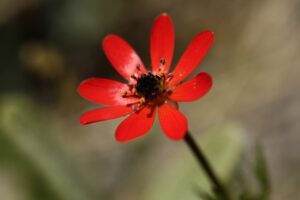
[[0, 0, 300, 199]]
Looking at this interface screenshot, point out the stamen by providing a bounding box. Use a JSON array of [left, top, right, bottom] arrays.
[[156, 71, 164, 78], [120, 90, 128, 97], [127, 83, 134, 88], [124, 67, 172, 108], [127, 101, 139, 106], [166, 72, 173, 82], [131, 104, 138, 112], [158, 58, 166, 72], [127, 85, 133, 92], [167, 72, 173, 78], [136, 64, 141, 71], [166, 88, 173, 94], [126, 101, 141, 111], [131, 87, 137, 95], [160, 58, 166, 65], [130, 74, 138, 80], [139, 97, 146, 104], [127, 101, 145, 113]]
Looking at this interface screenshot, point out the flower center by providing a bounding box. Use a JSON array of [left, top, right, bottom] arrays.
[[136, 72, 163, 100], [120, 61, 174, 111]]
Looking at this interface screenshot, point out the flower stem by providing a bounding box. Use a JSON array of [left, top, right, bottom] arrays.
[[184, 131, 229, 200]]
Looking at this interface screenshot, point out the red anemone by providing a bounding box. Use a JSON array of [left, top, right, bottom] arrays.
[[78, 13, 214, 142]]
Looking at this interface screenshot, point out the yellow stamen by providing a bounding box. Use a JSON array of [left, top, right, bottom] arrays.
[[130, 74, 138, 80], [120, 90, 127, 97], [139, 97, 145, 104]]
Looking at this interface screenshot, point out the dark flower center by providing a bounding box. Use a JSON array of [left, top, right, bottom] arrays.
[[136, 72, 163, 100]]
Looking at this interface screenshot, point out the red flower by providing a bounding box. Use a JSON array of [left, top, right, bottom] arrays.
[[78, 13, 214, 142]]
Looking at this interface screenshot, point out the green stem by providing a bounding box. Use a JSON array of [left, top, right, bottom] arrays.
[[184, 131, 229, 200]]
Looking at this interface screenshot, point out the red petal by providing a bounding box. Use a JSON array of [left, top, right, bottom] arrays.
[[80, 106, 133, 125], [78, 78, 137, 106], [115, 106, 156, 142], [168, 72, 212, 102], [103, 35, 147, 81], [158, 103, 188, 140], [169, 31, 214, 86], [150, 13, 174, 73]]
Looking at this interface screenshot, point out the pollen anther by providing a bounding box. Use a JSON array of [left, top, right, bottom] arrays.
[[166, 88, 173, 94], [136, 64, 141, 71], [131, 104, 138, 111], [130, 74, 138, 80], [160, 58, 166, 65], [139, 97, 146, 104], [166, 72, 173, 82], [120, 90, 127, 97]]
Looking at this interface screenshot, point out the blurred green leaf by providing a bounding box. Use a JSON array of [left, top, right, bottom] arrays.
[[230, 143, 271, 200], [254, 144, 271, 200], [0, 95, 100, 200], [143, 124, 246, 200]]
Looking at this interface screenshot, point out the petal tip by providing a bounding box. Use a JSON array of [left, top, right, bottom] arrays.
[[103, 34, 115, 40], [199, 72, 213, 91], [169, 132, 187, 141], [102, 34, 120, 47], [115, 135, 135, 143], [115, 107, 155, 143], [115, 135, 127, 143], [79, 116, 88, 125], [102, 34, 113, 47], [155, 13, 171, 22], [115, 129, 135, 143], [160, 13, 169, 17], [203, 30, 214, 35], [203, 30, 215, 41], [158, 103, 188, 141], [77, 78, 96, 96]]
